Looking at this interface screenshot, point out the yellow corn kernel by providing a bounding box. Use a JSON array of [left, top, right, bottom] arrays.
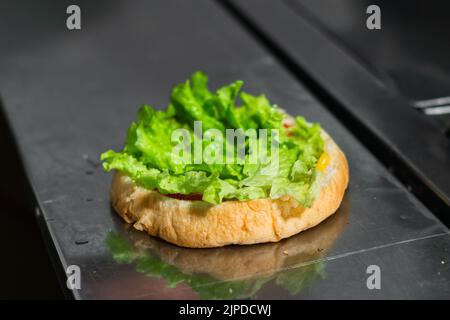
[[316, 151, 330, 172]]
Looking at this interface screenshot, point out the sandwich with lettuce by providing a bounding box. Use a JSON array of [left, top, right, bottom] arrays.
[[101, 72, 348, 248]]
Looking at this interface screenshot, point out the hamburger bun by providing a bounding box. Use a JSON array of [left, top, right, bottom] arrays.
[[110, 130, 349, 248]]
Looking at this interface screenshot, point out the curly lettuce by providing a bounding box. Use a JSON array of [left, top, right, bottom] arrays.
[[101, 72, 324, 205]]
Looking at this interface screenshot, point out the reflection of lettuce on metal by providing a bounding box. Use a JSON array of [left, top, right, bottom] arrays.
[[276, 264, 326, 295], [106, 233, 137, 263], [137, 254, 270, 299], [106, 232, 325, 299], [135, 254, 269, 299]]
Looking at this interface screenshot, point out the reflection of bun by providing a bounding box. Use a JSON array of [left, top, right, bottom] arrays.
[[110, 130, 349, 248], [129, 206, 349, 281]]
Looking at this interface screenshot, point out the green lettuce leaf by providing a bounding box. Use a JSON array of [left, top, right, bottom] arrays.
[[101, 72, 324, 206]]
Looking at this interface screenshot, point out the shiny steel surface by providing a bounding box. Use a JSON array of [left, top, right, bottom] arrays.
[[0, 0, 448, 299]]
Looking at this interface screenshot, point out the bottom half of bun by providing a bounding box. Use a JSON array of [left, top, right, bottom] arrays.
[[110, 133, 349, 248]]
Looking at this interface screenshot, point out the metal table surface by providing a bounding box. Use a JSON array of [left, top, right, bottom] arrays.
[[0, 0, 449, 299]]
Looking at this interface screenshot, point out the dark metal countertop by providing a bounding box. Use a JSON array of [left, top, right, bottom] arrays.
[[0, 0, 449, 299]]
